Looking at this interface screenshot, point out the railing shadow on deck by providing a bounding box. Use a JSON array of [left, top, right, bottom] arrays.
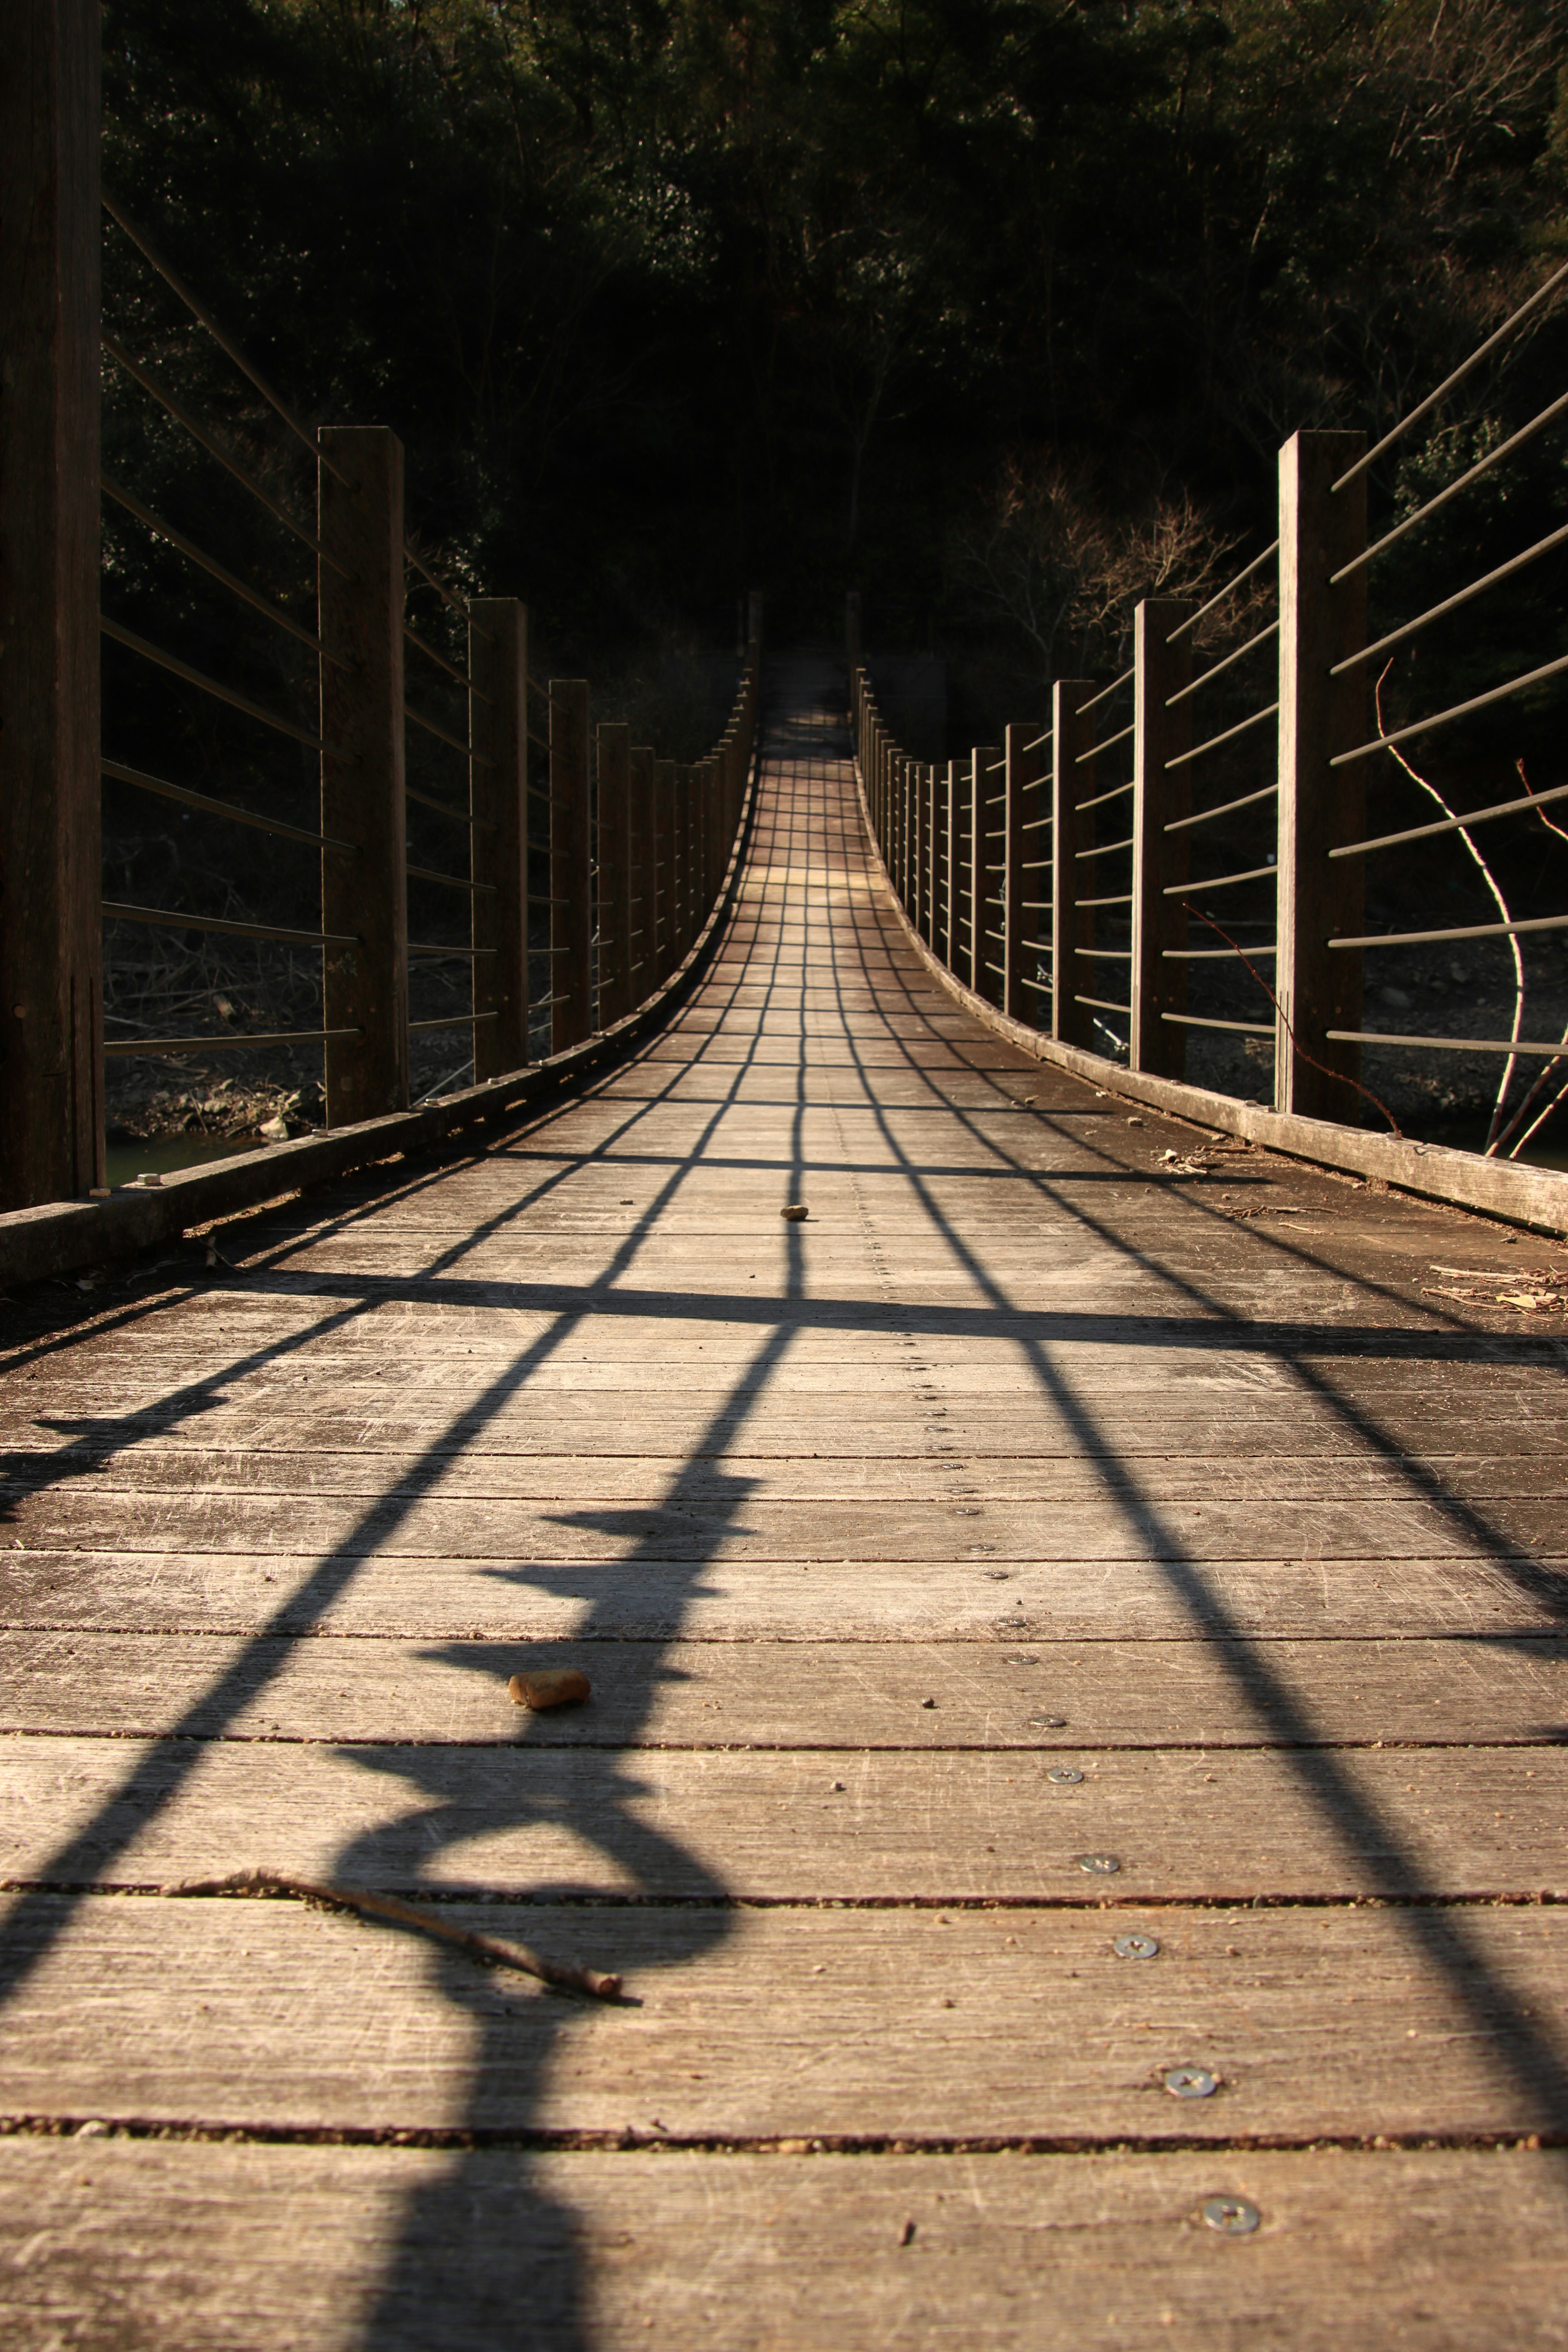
[[0, 677, 1567, 2338]]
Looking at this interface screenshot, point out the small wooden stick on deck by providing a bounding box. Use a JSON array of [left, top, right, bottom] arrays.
[[167, 1867, 622, 2000]]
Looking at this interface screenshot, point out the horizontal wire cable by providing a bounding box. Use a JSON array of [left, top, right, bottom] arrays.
[[1076, 834, 1134, 860], [101, 335, 344, 572], [1333, 258, 1568, 494], [1330, 649, 1568, 767], [1166, 618, 1279, 706], [1331, 775, 1568, 859], [104, 1026, 361, 1057], [103, 901, 356, 946], [1167, 543, 1278, 641], [101, 475, 344, 666], [1333, 386, 1568, 584], [406, 863, 496, 894], [100, 616, 339, 755], [1328, 911, 1568, 949], [1164, 862, 1277, 895], [1078, 668, 1134, 714], [1165, 782, 1278, 834], [102, 757, 356, 855], [101, 189, 353, 486], [1332, 517, 1568, 678], [1162, 1012, 1275, 1036], [1328, 1028, 1568, 1055], [1077, 721, 1134, 764], [1079, 778, 1135, 813], [1166, 701, 1278, 769]]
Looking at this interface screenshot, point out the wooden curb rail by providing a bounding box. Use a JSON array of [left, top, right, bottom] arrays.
[[850, 752, 1568, 1237], [0, 713, 766, 1292]]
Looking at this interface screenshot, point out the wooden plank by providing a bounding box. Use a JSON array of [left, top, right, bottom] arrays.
[[3, 1630, 1565, 1749], [5, 1736, 1566, 1901], [320, 425, 409, 1125], [11, 1443, 1561, 1505], [6, 1897, 1568, 2144], [0, 0, 104, 1208], [0, 2138, 1562, 2352], [6, 1547, 1554, 1641]]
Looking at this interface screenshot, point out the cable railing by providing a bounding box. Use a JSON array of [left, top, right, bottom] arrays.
[[2, 181, 764, 1205], [849, 254, 1568, 1168]]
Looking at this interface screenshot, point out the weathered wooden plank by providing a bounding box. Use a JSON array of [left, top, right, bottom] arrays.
[[3, 1631, 1565, 1749], [8, 1444, 1561, 1506], [3, 1486, 1552, 1566], [4, 1737, 1565, 1900], [4, 1896, 1568, 2145], [0, 2138, 1561, 2352], [2, 1547, 1561, 1640]]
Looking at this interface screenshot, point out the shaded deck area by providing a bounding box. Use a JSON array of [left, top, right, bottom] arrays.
[[2, 658, 1567, 2346]]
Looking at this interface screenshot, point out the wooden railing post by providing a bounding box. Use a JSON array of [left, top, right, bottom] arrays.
[[321, 425, 408, 1124], [550, 679, 591, 1052], [915, 762, 930, 941], [470, 597, 528, 1079], [1, 0, 104, 1205], [969, 745, 1002, 1001], [1052, 682, 1098, 1050], [654, 757, 676, 980], [943, 760, 960, 970], [596, 722, 631, 1029], [1003, 722, 1046, 1023], [629, 744, 655, 1005], [1277, 431, 1368, 1117], [1130, 598, 1195, 1076]]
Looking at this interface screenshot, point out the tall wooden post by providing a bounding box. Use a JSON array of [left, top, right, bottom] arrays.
[[1130, 598, 1195, 1076], [1003, 722, 1046, 1022], [550, 679, 590, 1052], [1052, 682, 1098, 1050], [1277, 432, 1367, 1117], [914, 763, 929, 941], [597, 722, 631, 1029], [470, 597, 528, 1078], [0, 0, 104, 1205], [628, 744, 655, 1002], [654, 757, 676, 979], [969, 745, 1002, 1001], [950, 758, 971, 980], [321, 425, 408, 1124]]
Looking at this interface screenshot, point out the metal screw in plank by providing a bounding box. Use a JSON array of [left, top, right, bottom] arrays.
[[1164, 2065, 1218, 2098], [1201, 2195, 1259, 2236], [1046, 1766, 1083, 1785], [1114, 1932, 1160, 1959], [1076, 1853, 1120, 1874]]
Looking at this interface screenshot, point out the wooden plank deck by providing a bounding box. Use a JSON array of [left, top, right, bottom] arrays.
[[2, 654, 1567, 2347]]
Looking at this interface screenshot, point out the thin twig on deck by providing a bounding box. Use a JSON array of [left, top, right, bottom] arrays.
[[166, 1866, 623, 2000]]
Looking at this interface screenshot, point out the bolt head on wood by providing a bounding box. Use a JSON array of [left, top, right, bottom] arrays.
[[508, 1666, 591, 1710], [1201, 2195, 1259, 2235]]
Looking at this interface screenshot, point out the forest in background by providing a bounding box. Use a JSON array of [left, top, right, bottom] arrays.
[[104, 0, 1568, 686]]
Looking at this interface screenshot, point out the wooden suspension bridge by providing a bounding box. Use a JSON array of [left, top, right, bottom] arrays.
[[4, 9, 1568, 2346]]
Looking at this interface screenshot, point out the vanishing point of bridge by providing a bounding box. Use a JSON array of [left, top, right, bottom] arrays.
[[1, 662, 1565, 2346]]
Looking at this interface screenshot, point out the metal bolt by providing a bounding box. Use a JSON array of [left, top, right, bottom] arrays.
[[1076, 1853, 1120, 1875], [1046, 1766, 1083, 1785], [1200, 2195, 1259, 2236], [1114, 1933, 1160, 1960], [1044, 1715, 1067, 1727], [1164, 2065, 1218, 2099]]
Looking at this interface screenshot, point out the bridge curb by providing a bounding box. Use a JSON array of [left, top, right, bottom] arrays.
[[850, 756, 1568, 1238]]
